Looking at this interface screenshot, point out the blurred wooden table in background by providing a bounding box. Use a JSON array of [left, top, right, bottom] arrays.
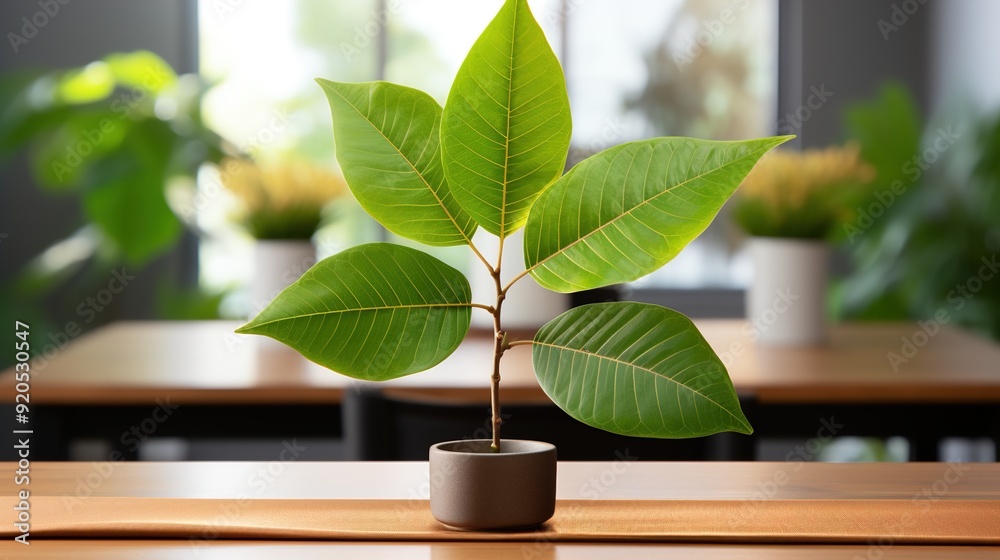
[[2, 321, 999, 460]]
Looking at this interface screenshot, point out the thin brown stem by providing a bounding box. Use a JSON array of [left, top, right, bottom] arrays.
[[470, 303, 496, 314], [502, 267, 533, 295], [489, 262, 505, 452], [468, 238, 493, 274]]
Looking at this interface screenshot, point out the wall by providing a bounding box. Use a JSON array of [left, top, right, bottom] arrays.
[[930, 0, 1000, 111], [778, 0, 930, 149]]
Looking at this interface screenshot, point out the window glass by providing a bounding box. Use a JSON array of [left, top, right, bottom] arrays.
[[197, 0, 778, 308], [198, 0, 381, 316], [566, 0, 777, 287]]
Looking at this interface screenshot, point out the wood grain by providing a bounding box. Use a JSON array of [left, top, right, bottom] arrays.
[[7, 461, 998, 500], [4, 541, 999, 560], [2, 462, 998, 556]]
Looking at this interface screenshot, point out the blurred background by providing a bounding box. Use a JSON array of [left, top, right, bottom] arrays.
[[1, 0, 998, 463]]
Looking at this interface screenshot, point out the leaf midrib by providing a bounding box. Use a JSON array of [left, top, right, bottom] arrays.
[[499, 0, 518, 239], [527, 141, 776, 277], [240, 303, 473, 332], [532, 340, 750, 430], [326, 84, 474, 246]]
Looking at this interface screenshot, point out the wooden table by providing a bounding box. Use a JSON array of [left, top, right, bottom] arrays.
[[2, 461, 999, 558], [3, 321, 1000, 459]]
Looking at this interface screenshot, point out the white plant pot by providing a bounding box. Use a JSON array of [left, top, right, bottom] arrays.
[[746, 237, 828, 345], [469, 229, 570, 331], [250, 240, 317, 316]]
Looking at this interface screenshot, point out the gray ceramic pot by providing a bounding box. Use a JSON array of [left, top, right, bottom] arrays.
[[429, 439, 557, 530]]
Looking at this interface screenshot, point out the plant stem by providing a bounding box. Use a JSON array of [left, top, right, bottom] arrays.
[[468, 239, 493, 274], [489, 261, 505, 452], [502, 267, 533, 295], [470, 303, 496, 314], [505, 340, 534, 348]]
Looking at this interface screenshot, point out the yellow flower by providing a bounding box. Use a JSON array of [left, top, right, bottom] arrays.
[[221, 158, 348, 239], [735, 143, 876, 238]]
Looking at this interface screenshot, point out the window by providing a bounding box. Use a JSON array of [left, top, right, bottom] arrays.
[[198, 0, 777, 316]]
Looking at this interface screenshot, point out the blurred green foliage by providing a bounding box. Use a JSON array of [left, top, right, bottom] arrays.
[[0, 50, 227, 264], [833, 83, 1000, 340], [0, 51, 233, 338]]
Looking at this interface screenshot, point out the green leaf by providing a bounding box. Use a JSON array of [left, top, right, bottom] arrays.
[[56, 63, 116, 104], [440, 0, 572, 237], [236, 243, 472, 381], [103, 51, 177, 94], [82, 120, 181, 264], [30, 111, 129, 190], [318, 80, 477, 247], [524, 136, 792, 292], [533, 302, 751, 438]]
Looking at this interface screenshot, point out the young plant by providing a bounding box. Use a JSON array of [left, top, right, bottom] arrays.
[[237, 0, 790, 450]]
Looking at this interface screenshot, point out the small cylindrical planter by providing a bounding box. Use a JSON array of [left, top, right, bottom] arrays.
[[429, 439, 556, 530], [746, 237, 829, 345], [250, 240, 317, 316]]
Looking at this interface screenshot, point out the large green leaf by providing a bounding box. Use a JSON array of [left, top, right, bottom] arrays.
[[524, 136, 791, 292], [440, 0, 572, 237], [319, 80, 477, 247], [236, 243, 472, 381], [533, 302, 751, 438]]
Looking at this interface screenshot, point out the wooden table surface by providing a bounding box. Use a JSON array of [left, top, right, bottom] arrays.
[[4, 320, 1000, 405], [11, 461, 999, 500], [3, 462, 999, 558], [4, 541, 999, 559]]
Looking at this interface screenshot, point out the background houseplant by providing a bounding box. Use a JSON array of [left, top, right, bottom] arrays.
[[834, 84, 1000, 342], [0, 50, 230, 336], [237, 0, 787, 529], [220, 157, 347, 313], [733, 145, 874, 344]]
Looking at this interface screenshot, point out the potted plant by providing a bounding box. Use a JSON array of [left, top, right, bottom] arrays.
[[733, 144, 874, 345], [237, 0, 788, 530], [220, 157, 347, 314]]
